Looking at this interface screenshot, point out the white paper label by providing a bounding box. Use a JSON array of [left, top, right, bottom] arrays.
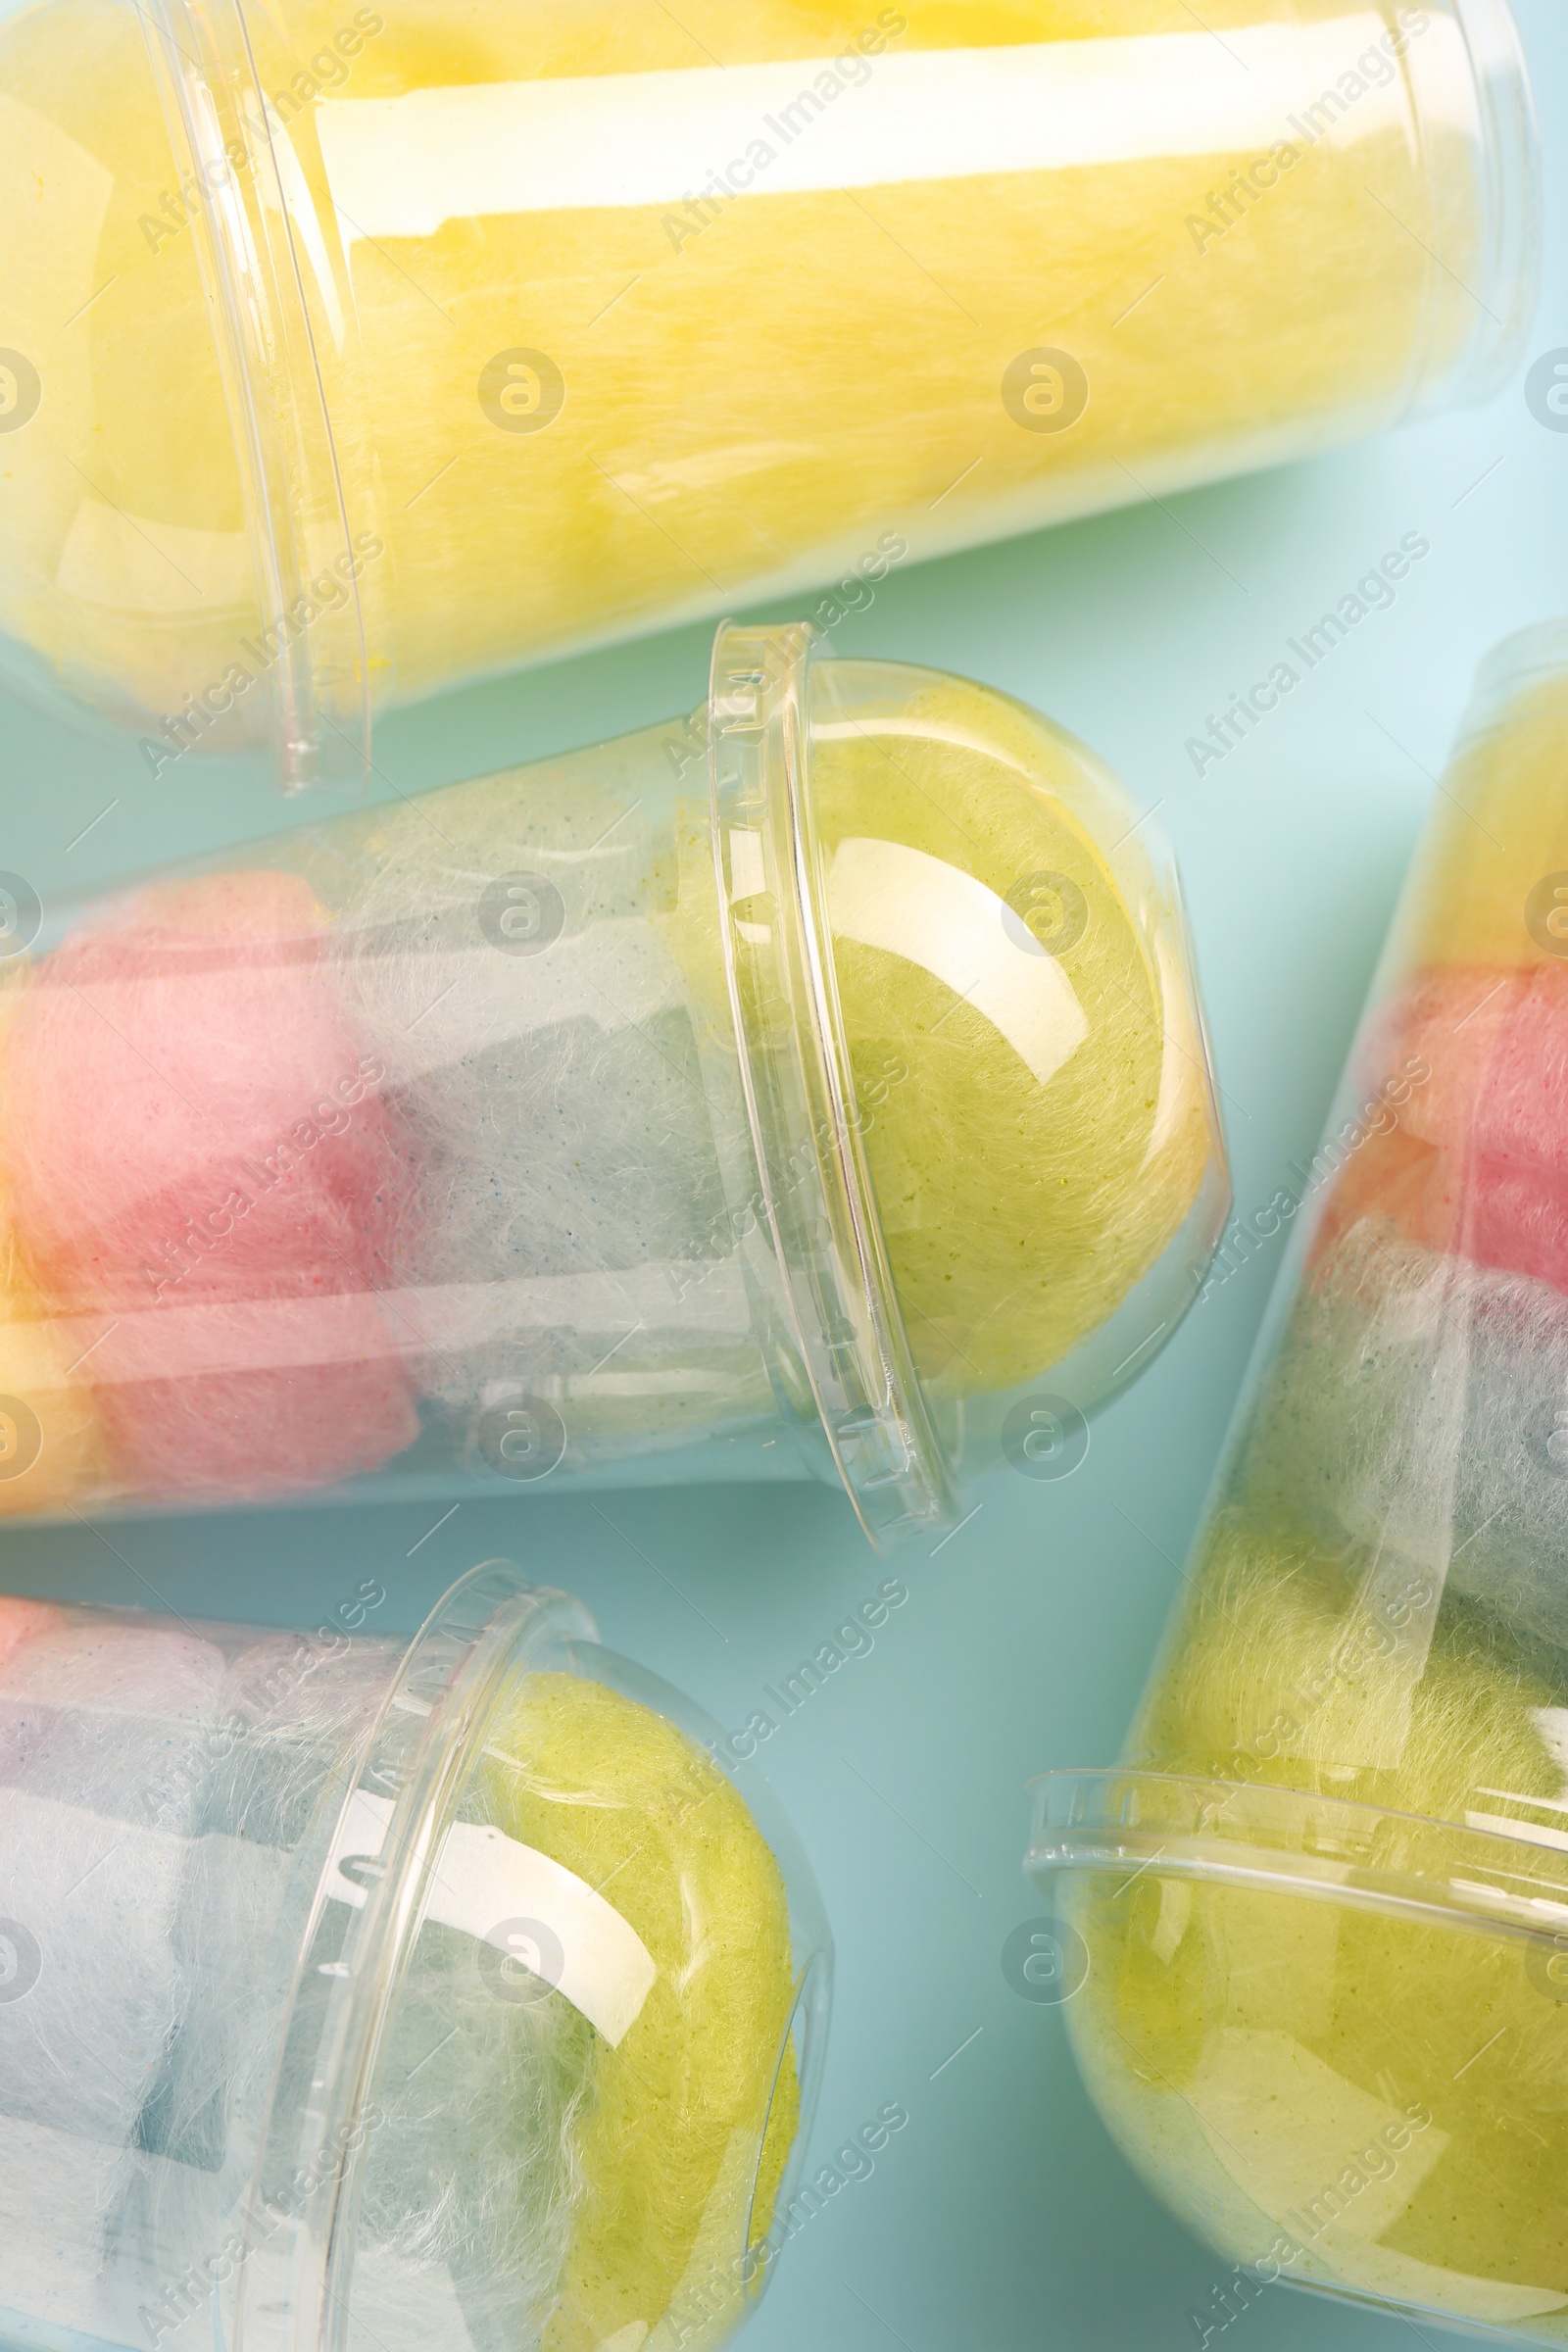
[[327, 1789, 657, 2046]]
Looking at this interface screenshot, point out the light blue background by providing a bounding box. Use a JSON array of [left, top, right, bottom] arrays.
[[2, 8, 1566, 2343]]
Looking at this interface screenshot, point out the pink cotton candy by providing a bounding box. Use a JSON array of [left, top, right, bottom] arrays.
[[1389, 964, 1568, 1169], [0, 1598, 62, 1673], [0, 871, 420, 1498], [1324, 964, 1568, 1294]]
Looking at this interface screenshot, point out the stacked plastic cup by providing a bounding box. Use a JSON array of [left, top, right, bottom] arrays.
[[1030, 624, 1568, 2341], [0, 620, 1226, 1541], [0, 1558, 830, 2352], [0, 0, 1540, 784]]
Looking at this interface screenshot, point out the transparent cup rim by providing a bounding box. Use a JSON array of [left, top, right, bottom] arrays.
[[704, 618, 959, 1551], [233, 1560, 594, 2352], [1027, 1766, 1568, 1951], [1407, 0, 1544, 416], [145, 0, 371, 794]]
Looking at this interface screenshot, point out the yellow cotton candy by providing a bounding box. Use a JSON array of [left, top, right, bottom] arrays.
[[485, 1672, 800, 2352], [1067, 1515, 1568, 2328], [1384, 655, 1568, 978], [0, 0, 252, 727], [1074, 1875, 1568, 2328], [0, 1213, 106, 1511], [0, 0, 1502, 746]]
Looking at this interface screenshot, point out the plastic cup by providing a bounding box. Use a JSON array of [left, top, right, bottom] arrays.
[[0, 1559, 830, 2352], [0, 0, 1540, 787], [0, 619, 1228, 1540], [1029, 624, 1568, 2341]]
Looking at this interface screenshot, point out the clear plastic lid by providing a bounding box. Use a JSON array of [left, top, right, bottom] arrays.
[[710, 623, 1229, 1540]]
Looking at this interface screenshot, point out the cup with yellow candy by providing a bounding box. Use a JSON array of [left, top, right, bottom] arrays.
[[0, 1559, 829, 2352], [1030, 623, 1568, 2343], [0, 620, 1227, 1539], [0, 0, 1539, 786]]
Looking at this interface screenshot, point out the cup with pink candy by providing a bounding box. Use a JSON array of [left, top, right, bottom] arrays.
[[0, 619, 1225, 1544]]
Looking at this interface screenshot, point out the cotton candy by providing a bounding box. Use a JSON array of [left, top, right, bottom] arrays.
[[0, 1594, 63, 1670], [0, 1581, 820, 2352], [0, 1236, 108, 1510], [808, 669, 1212, 1392], [0, 1621, 225, 2146], [125, 1624, 592, 2344], [1387, 966, 1568, 1175], [0, 872, 420, 1496], [0, 992, 108, 1511], [1315, 964, 1568, 1297], [325, 739, 763, 1445], [0, 1617, 226, 1830], [1241, 1223, 1568, 1654], [1068, 1516, 1568, 2325], [0, 2116, 179, 2346], [328, 748, 730, 1283], [1382, 659, 1568, 975], [328, 667, 1213, 1423], [485, 1671, 800, 2352], [350, 1918, 593, 2352], [1059, 642, 1568, 2339]]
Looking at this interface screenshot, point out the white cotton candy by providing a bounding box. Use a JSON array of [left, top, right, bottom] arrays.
[[0, 1787, 188, 2143], [1244, 1220, 1568, 1653], [0, 1621, 226, 1829], [0, 1622, 225, 2149], [137, 1635, 401, 2202], [0, 2115, 192, 2343], [0, 1614, 599, 2351], [348, 1918, 592, 2352], [324, 764, 764, 1441]]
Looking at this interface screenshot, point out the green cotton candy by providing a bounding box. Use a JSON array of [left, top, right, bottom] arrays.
[[1069, 1511, 1568, 2333], [1132, 1508, 1566, 1812], [807, 669, 1212, 1396], [484, 1672, 799, 2352]]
